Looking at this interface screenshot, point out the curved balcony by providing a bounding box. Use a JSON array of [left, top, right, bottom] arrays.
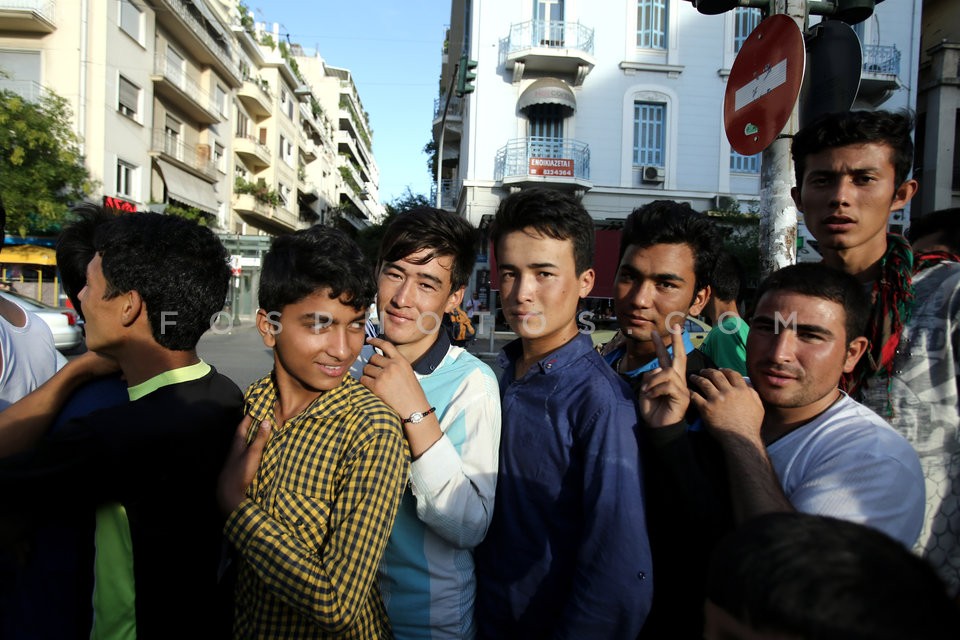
[[500, 20, 596, 85], [237, 78, 272, 118], [495, 137, 591, 191], [233, 193, 298, 233], [234, 135, 271, 171], [858, 44, 901, 107], [0, 0, 55, 32], [151, 53, 220, 124]]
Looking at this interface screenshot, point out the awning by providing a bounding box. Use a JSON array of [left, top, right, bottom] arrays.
[[156, 159, 219, 215], [0, 244, 57, 266], [517, 78, 576, 116]]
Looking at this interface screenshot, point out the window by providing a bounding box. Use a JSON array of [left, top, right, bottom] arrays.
[[280, 135, 293, 165], [116, 159, 137, 198], [730, 151, 760, 174], [214, 142, 225, 172], [734, 7, 761, 53], [118, 75, 140, 119], [119, 0, 142, 42], [633, 102, 665, 166], [215, 85, 228, 117], [279, 183, 292, 207], [534, 0, 565, 46], [637, 0, 667, 50], [527, 103, 565, 158], [165, 46, 185, 88], [164, 114, 182, 159], [280, 88, 294, 119], [235, 111, 249, 138]]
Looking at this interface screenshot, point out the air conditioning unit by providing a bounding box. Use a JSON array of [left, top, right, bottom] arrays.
[[642, 165, 665, 183]]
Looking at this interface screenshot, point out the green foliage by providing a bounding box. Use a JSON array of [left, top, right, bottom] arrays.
[[237, 1, 253, 31], [234, 177, 281, 206], [709, 210, 761, 288], [0, 89, 94, 236], [164, 203, 213, 226], [259, 33, 276, 49], [423, 139, 437, 180], [338, 165, 361, 196]]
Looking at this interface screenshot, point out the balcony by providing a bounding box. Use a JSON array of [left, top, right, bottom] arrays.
[[149, 129, 218, 182], [336, 130, 371, 178], [495, 137, 591, 190], [432, 94, 463, 141], [431, 178, 461, 211], [234, 134, 271, 171], [299, 138, 318, 163], [858, 44, 901, 106], [150, 0, 242, 86], [237, 78, 272, 118], [0, 78, 46, 102], [0, 0, 55, 33], [151, 54, 220, 124], [233, 193, 298, 233], [500, 20, 596, 84]]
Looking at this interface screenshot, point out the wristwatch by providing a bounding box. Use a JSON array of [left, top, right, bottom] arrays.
[[402, 407, 437, 424]]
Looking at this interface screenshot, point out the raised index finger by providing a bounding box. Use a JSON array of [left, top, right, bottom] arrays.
[[669, 322, 687, 373], [651, 330, 672, 371]]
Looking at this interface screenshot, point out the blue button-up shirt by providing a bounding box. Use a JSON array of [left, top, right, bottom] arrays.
[[475, 333, 653, 639]]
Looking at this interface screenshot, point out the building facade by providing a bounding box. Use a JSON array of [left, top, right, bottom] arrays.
[[0, 0, 383, 238], [437, 0, 920, 285]]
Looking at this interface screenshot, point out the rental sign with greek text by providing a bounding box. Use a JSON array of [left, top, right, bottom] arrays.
[[528, 157, 574, 177]]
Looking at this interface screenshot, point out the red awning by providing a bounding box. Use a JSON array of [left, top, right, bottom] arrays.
[[488, 229, 620, 299]]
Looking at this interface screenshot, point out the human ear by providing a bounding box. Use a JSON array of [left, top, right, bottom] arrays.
[[842, 336, 870, 373]]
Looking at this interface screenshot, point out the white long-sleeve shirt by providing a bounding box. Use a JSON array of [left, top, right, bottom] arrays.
[[351, 335, 501, 639]]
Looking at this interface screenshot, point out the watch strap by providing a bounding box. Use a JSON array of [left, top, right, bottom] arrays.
[[402, 406, 437, 424]]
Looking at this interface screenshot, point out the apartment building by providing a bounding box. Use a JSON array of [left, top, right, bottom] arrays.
[[0, 0, 382, 238], [437, 0, 920, 288], [915, 0, 959, 215]]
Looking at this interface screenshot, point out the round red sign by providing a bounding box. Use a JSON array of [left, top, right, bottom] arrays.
[[724, 14, 805, 156]]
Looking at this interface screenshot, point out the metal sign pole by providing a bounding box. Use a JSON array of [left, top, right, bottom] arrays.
[[758, 0, 806, 277], [435, 62, 460, 209]]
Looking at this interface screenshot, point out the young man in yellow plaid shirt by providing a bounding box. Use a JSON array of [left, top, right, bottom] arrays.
[[218, 226, 409, 638]]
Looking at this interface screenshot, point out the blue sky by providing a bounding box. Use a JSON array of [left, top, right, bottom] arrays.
[[248, 0, 450, 205]]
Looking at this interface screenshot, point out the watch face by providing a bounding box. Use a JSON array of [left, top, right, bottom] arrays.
[[410, 412, 424, 423]]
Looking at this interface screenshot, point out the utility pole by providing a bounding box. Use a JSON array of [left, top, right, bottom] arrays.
[[758, 0, 805, 277], [435, 61, 460, 209]]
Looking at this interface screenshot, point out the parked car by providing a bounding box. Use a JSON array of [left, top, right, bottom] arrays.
[[684, 315, 711, 348], [0, 290, 83, 352]]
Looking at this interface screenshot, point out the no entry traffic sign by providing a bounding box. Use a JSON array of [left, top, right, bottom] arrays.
[[724, 14, 805, 156]]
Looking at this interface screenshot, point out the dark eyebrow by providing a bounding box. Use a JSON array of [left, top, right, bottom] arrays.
[[753, 314, 834, 337], [529, 262, 560, 270], [382, 261, 444, 287], [618, 263, 686, 282]]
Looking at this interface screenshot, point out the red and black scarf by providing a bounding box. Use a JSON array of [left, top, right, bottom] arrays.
[[842, 234, 960, 408]]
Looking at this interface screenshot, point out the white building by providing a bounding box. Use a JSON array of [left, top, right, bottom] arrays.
[[437, 0, 920, 285]]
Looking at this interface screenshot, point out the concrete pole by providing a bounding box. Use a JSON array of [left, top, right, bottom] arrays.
[[758, 0, 806, 278]]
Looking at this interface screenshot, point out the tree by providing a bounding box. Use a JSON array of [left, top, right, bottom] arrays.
[[0, 89, 93, 236], [355, 188, 431, 267]]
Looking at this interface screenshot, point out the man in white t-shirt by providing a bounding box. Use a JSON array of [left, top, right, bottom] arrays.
[[689, 263, 924, 547], [0, 196, 60, 410]]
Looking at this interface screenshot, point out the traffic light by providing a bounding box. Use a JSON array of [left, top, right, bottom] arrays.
[[832, 0, 877, 25], [456, 56, 478, 96]]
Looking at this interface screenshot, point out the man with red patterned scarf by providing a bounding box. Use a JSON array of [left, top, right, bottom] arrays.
[[792, 110, 960, 597]]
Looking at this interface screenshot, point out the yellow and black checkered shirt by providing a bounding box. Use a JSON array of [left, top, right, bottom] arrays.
[[225, 374, 408, 639]]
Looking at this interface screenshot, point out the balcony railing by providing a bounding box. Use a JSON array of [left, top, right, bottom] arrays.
[[154, 52, 214, 111], [431, 178, 461, 210], [0, 78, 46, 102], [433, 95, 463, 120], [156, 0, 241, 82], [495, 137, 590, 182], [863, 45, 900, 75], [151, 130, 217, 180], [0, 0, 55, 24], [504, 20, 594, 55]]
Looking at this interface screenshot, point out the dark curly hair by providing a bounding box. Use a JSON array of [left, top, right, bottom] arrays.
[[378, 207, 478, 291], [792, 110, 915, 192], [94, 212, 230, 350], [259, 225, 376, 314], [620, 200, 720, 295], [490, 188, 594, 275]]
